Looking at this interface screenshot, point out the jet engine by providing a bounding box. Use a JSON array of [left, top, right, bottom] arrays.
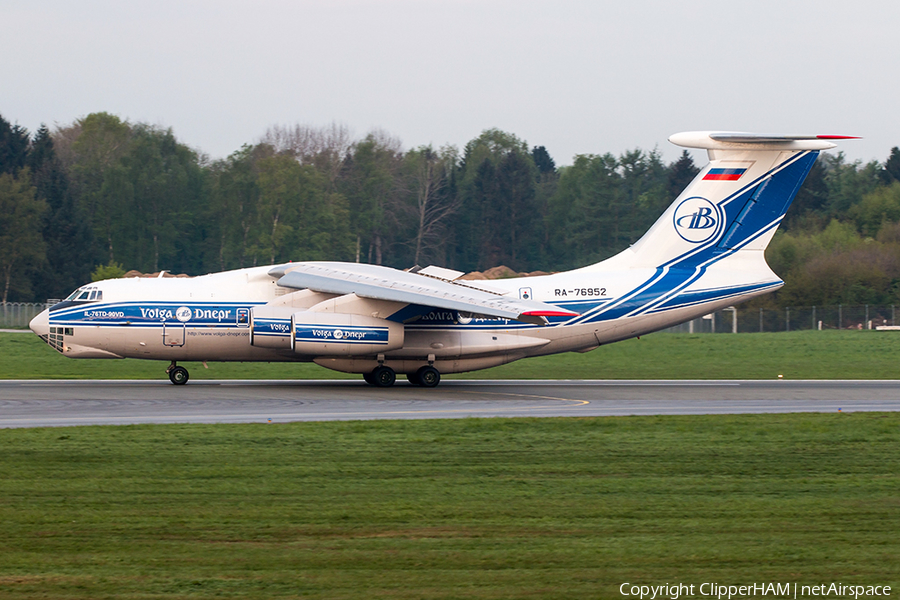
[[249, 305, 294, 349], [290, 311, 404, 355]]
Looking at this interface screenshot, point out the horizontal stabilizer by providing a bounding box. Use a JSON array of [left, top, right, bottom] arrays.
[[669, 131, 859, 151]]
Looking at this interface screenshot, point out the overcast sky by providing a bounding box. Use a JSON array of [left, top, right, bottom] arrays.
[[2, 0, 898, 166]]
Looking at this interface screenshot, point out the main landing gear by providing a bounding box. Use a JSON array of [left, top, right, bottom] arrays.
[[167, 361, 189, 385], [409, 365, 441, 387], [364, 365, 441, 388], [364, 365, 396, 387]]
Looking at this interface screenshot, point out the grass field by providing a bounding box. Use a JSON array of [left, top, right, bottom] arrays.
[[4, 331, 900, 598], [3, 329, 900, 380], [1, 415, 898, 599]]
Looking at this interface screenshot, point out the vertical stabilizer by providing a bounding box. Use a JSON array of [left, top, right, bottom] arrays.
[[623, 132, 835, 269]]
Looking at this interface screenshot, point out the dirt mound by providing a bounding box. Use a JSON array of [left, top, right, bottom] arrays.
[[124, 270, 191, 278], [460, 266, 551, 280]]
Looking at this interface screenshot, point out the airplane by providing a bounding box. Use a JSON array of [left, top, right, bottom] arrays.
[[29, 131, 854, 387]]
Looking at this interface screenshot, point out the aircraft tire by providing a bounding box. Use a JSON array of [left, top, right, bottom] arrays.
[[416, 366, 440, 388], [169, 366, 189, 385], [363, 372, 375, 385], [406, 372, 421, 385], [371, 366, 396, 387]]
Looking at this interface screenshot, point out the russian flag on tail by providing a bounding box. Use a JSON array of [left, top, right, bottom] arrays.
[[703, 168, 747, 181]]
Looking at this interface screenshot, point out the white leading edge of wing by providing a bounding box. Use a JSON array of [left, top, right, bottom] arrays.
[[268, 262, 578, 325]]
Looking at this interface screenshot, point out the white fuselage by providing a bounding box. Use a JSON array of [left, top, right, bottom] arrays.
[[32, 252, 779, 376]]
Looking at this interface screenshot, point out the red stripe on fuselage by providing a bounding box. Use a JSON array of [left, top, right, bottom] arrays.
[[521, 310, 579, 317]]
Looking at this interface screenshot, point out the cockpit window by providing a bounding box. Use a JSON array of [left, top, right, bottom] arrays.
[[64, 286, 102, 302], [52, 285, 103, 312]]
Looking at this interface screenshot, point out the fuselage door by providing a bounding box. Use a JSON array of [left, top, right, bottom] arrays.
[[162, 321, 186, 347], [236, 308, 250, 328]]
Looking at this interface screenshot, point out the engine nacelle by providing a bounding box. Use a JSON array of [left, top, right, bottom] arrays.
[[250, 290, 342, 349], [290, 311, 404, 356], [249, 305, 295, 349]]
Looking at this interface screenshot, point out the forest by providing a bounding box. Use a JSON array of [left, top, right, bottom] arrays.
[[1, 111, 900, 308]]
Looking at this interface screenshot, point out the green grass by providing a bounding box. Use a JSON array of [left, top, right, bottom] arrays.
[[1, 415, 898, 598], [4, 329, 900, 380]]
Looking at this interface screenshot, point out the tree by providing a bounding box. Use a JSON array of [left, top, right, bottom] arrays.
[[784, 158, 829, 229], [403, 145, 459, 266], [0, 170, 47, 302], [28, 124, 95, 300], [339, 132, 403, 265], [532, 146, 555, 175], [493, 150, 539, 269], [547, 153, 621, 268], [251, 154, 302, 264], [57, 114, 206, 274], [205, 145, 261, 270], [883, 147, 900, 184], [91, 261, 126, 281], [850, 182, 900, 238], [249, 153, 353, 265], [545, 148, 672, 267], [450, 129, 537, 271], [532, 146, 559, 264], [64, 112, 133, 263], [261, 122, 353, 191], [820, 152, 882, 216], [667, 150, 699, 200], [0, 114, 29, 176], [121, 125, 203, 273], [618, 148, 668, 244]]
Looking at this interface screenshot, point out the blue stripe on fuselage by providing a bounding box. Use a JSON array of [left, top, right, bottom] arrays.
[[48, 301, 262, 328]]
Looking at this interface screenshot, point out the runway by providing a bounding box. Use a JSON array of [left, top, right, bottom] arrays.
[[1, 379, 899, 428]]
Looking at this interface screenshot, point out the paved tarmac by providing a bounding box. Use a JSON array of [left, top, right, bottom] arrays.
[[1, 379, 899, 428]]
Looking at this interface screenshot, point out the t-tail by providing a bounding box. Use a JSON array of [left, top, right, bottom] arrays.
[[572, 132, 854, 329], [629, 132, 851, 268]]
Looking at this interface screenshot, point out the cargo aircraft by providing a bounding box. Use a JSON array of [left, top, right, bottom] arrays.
[[30, 132, 854, 387]]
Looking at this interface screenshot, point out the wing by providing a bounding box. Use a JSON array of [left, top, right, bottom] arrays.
[[268, 262, 577, 325]]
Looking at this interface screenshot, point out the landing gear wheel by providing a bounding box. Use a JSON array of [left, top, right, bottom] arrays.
[[168, 365, 189, 385], [406, 372, 421, 386], [371, 366, 396, 387], [363, 372, 375, 385], [416, 365, 440, 388]]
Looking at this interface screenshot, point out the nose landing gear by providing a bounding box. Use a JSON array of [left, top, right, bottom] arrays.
[[167, 361, 189, 385]]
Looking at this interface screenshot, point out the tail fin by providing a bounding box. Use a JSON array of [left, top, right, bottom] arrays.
[[624, 132, 839, 269]]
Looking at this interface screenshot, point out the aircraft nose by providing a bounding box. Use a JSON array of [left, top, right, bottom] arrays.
[[29, 308, 50, 338]]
